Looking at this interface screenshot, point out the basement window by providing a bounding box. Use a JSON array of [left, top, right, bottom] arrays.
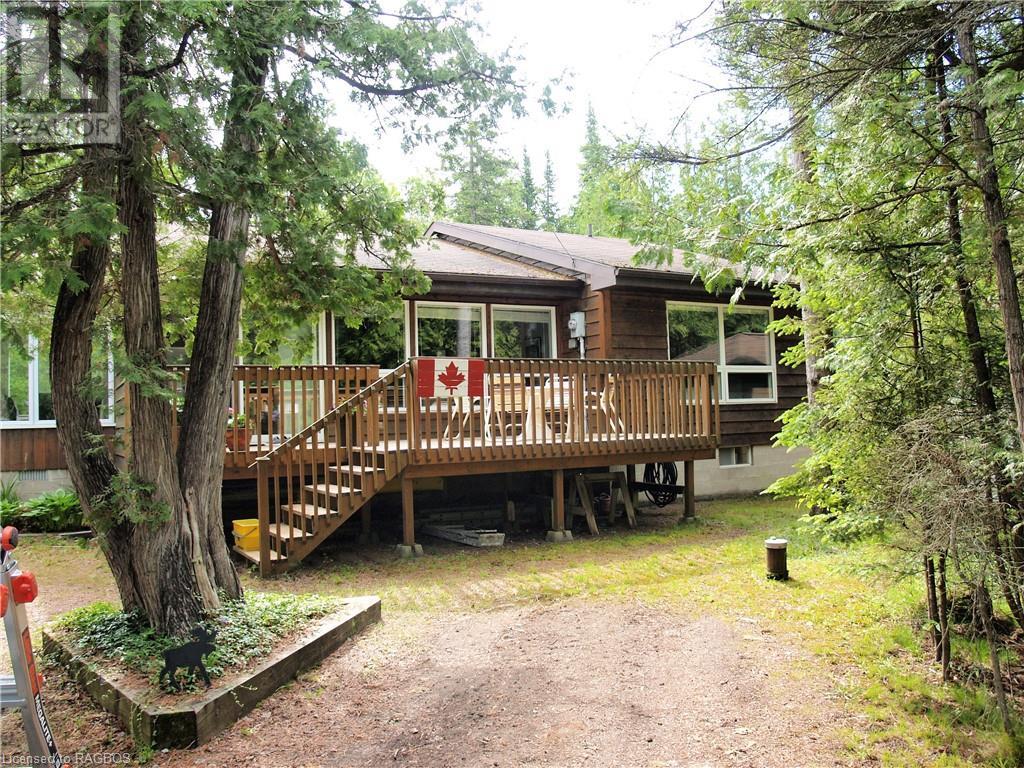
[[719, 446, 753, 467]]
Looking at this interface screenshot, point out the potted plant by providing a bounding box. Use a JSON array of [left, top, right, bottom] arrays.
[[225, 409, 250, 452]]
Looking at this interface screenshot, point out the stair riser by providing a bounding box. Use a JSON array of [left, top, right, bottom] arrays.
[[327, 469, 363, 490], [305, 489, 358, 514]]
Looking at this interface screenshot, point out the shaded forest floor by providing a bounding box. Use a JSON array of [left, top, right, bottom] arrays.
[[2, 497, 1019, 766]]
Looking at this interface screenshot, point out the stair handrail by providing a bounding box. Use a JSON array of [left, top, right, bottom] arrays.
[[248, 361, 410, 469]]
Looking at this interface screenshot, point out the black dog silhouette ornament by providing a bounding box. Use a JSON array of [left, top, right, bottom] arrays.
[[159, 625, 217, 691]]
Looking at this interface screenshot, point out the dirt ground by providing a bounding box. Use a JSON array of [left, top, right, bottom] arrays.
[[1, 511, 854, 767], [149, 602, 846, 768], [4, 601, 849, 767]]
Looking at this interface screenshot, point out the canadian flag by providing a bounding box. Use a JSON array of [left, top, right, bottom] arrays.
[[417, 358, 484, 398]]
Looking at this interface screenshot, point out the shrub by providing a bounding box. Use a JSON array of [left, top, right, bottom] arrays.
[[0, 489, 84, 532]]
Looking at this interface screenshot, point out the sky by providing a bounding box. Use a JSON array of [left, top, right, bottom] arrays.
[[329, 0, 724, 210]]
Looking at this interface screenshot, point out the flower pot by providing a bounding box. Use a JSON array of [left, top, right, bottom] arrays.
[[225, 427, 251, 452]]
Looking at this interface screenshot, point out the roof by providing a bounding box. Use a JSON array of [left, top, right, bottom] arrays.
[[426, 222, 785, 289], [432, 223, 702, 272], [356, 221, 787, 291], [356, 237, 575, 282]]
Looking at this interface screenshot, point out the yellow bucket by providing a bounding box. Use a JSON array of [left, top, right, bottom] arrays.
[[232, 518, 260, 551]]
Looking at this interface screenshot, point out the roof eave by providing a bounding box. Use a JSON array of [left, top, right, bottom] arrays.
[[426, 221, 616, 289]]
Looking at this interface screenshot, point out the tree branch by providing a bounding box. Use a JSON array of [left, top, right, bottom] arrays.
[[132, 23, 200, 77], [281, 43, 507, 97]]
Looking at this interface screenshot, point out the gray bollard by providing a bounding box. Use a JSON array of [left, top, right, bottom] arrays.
[[765, 537, 789, 580]]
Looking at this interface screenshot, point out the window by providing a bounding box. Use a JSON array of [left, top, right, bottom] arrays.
[[334, 310, 406, 368], [492, 306, 555, 359], [1, 333, 30, 422], [719, 446, 753, 467], [667, 303, 776, 403], [416, 302, 484, 357], [1, 322, 113, 426]]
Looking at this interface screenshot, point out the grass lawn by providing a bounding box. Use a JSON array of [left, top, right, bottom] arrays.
[[7, 495, 1022, 765]]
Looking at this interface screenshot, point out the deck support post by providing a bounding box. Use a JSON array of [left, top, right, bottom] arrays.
[[626, 463, 639, 509], [546, 469, 572, 543], [396, 475, 423, 557], [683, 460, 695, 520]]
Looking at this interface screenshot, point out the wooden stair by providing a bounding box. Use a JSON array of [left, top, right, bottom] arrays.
[[238, 364, 410, 575]]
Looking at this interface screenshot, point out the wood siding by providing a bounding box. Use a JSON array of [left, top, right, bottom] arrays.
[[580, 288, 611, 359], [1, 426, 115, 472], [605, 287, 805, 448]]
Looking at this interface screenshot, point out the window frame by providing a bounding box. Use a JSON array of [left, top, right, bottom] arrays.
[[665, 301, 777, 405], [1, 333, 115, 429], [329, 302, 410, 369], [719, 445, 754, 468], [490, 304, 557, 360], [413, 300, 488, 358]]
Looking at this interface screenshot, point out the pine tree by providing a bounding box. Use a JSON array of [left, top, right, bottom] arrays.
[[580, 104, 609, 188], [540, 150, 559, 230], [520, 148, 539, 229], [443, 121, 527, 227]]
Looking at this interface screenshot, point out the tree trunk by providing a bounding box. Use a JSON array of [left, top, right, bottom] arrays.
[[924, 555, 940, 656], [49, 143, 140, 613], [117, 9, 221, 635], [46, 20, 144, 613], [931, 44, 998, 414], [937, 552, 951, 681], [955, 21, 1024, 448], [176, 26, 273, 601], [976, 580, 1012, 733]]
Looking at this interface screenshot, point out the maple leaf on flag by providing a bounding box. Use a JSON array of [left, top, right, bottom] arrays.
[[437, 361, 466, 394]]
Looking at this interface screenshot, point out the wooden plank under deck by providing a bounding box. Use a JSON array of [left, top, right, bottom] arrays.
[[402, 447, 716, 479]]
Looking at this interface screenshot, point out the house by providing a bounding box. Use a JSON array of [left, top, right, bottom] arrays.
[[0, 221, 807, 574]]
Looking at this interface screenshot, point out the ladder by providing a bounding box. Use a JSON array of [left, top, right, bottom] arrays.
[[0, 525, 63, 765]]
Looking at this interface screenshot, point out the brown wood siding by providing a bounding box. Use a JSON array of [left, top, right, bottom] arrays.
[[606, 288, 805, 447], [609, 289, 669, 360], [581, 288, 609, 358], [1, 426, 116, 472]]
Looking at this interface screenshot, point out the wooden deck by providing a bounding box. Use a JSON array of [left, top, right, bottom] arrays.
[[235, 358, 719, 575]]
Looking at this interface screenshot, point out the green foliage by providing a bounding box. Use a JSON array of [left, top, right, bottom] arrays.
[[334, 313, 406, 367], [0, 489, 85, 533], [226, 409, 247, 429], [3, 0, 525, 401], [90, 474, 171, 531], [54, 592, 345, 690], [401, 174, 448, 231], [0, 477, 19, 505], [520, 148, 539, 229], [442, 120, 533, 227], [540, 149, 559, 230]]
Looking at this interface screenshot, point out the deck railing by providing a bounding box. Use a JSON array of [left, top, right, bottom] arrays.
[[168, 364, 379, 467], [241, 357, 717, 575], [407, 358, 718, 465], [251, 363, 410, 571]]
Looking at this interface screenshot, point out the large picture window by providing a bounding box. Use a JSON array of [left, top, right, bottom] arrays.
[[416, 303, 484, 357], [1, 322, 113, 426], [492, 306, 555, 359], [334, 310, 406, 369], [667, 303, 775, 403]]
